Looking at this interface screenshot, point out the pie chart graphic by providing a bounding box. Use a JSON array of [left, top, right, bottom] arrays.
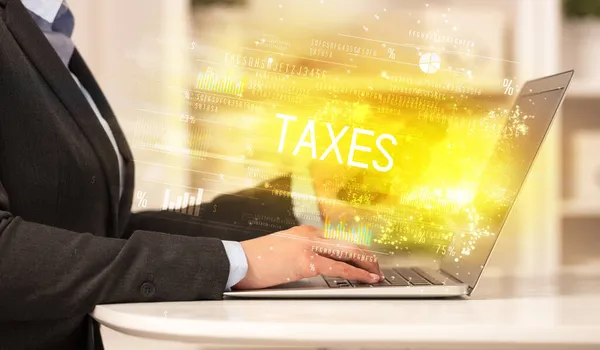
[[419, 52, 441, 74]]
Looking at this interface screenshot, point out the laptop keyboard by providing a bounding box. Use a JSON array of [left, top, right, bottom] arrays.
[[323, 267, 444, 288]]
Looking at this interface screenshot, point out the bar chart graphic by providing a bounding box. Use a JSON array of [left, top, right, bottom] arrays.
[[196, 67, 245, 96], [324, 216, 373, 246], [162, 187, 204, 216], [133, 116, 210, 159]]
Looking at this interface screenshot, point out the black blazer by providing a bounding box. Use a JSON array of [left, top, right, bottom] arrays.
[[0, 0, 295, 349]]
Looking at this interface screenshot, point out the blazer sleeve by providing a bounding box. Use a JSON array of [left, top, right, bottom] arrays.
[[123, 179, 298, 241], [124, 207, 262, 241], [0, 180, 230, 323]]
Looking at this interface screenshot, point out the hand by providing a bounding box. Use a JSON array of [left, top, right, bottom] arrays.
[[233, 225, 383, 290]]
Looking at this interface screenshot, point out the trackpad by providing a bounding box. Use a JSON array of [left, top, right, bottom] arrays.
[[268, 276, 328, 289]]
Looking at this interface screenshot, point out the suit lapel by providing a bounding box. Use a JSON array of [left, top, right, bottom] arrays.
[[5, 0, 121, 230], [69, 49, 134, 164], [69, 50, 135, 233]]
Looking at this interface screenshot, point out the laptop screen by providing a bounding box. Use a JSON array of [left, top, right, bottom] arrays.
[[440, 71, 573, 288]]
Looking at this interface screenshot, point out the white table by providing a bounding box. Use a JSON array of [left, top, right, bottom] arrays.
[[92, 275, 600, 350]]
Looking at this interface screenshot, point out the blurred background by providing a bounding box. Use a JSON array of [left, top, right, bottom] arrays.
[[67, 0, 599, 281]]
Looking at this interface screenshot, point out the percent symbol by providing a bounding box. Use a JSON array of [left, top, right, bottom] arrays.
[[136, 191, 148, 208], [387, 48, 396, 59], [503, 79, 516, 95]]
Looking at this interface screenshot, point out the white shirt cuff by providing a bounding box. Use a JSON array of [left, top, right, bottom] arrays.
[[221, 240, 248, 291]]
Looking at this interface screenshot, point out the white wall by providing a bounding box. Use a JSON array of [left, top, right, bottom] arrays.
[[69, 0, 191, 208]]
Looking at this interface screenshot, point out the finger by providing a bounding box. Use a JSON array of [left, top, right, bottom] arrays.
[[313, 255, 381, 284], [314, 238, 381, 276]]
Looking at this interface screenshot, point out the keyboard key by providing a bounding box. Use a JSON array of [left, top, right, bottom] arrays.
[[323, 276, 342, 282], [352, 283, 375, 288], [381, 268, 397, 277], [382, 268, 410, 286], [393, 268, 431, 285], [412, 268, 444, 285], [325, 279, 341, 288], [324, 277, 349, 288], [385, 277, 410, 286], [349, 280, 373, 288], [350, 280, 391, 288], [372, 280, 391, 287]]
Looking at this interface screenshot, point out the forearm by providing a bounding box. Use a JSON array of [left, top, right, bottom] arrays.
[[124, 207, 264, 241], [125, 188, 286, 241], [0, 213, 229, 322], [125, 180, 301, 243]]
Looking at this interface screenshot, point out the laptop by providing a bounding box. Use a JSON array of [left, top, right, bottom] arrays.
[[225, 70, 574, 299]]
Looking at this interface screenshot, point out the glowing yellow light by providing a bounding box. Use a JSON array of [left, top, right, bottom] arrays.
[[446, 188, 474, 206]]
